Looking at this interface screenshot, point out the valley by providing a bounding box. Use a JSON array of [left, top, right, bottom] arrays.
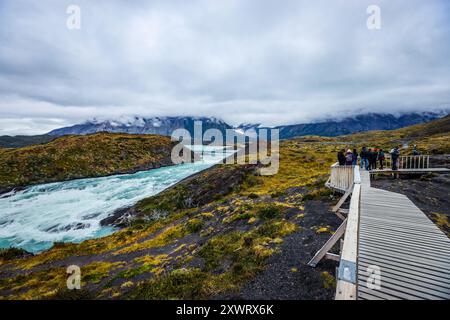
[[0, 116, 449, 300]]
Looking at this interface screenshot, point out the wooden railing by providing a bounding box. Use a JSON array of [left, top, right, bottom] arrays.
[[311, 164, 361, 299], [328, 162, 355, 192], [383, 155, 430, 170], [335, 165, 361, 300]]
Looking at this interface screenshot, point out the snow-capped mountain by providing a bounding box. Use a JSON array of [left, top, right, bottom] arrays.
[[47, 116, 233, 137], [45, 112, 448, 140]]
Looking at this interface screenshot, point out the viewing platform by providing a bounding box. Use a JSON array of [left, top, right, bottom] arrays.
[[310, 155, 450, 300]]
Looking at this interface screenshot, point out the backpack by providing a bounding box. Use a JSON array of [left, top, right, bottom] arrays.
[[346, 153, 353, 162]]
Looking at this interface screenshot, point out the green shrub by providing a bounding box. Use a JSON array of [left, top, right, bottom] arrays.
[[0, 247, 30, 261], [129, 268, 207, 299], [256, 203, 282, 220], [186, 218, 204, 233]]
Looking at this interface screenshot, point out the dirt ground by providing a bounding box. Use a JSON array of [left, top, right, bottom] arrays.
[[226, 198, 342, 300]]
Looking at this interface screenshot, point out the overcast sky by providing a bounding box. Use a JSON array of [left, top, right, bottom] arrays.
[[0, 0, 449, 135]]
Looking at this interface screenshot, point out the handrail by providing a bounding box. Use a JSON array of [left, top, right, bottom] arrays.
[[328, 163, 355, 192], [384, 154, 430, 170], [353, 165, 361, 184], [334, 165, 361, 300], [335, 183, 360, 300]]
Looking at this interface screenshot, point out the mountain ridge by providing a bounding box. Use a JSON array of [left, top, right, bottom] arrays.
[[47, 112, 448, 139], [0, 112, 447, 148]]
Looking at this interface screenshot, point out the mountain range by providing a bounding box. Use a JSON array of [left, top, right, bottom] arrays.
[[0, 111, 447, 148], [47, 112, 448, 139]]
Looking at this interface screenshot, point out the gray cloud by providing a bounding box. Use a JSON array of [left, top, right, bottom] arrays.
[[0, 0, 449, 134]]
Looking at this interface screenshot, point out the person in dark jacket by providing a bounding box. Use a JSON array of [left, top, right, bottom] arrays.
[[390, 146, 400, 170], [360, 147, 369, 170], [412, 145, 420, 156], [378, 149, 385, 170], [338, 149, 346, 166], [352, 148, 358, 165], [367, 148, 374, 170], [370, 148, 378, 170]]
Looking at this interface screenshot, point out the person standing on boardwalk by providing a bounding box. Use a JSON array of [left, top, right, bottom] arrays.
[[367, 148, 374, 170], [338, 149, 346, 166], [360, 146, 369, 170], [345, 149, 353, 165], [412, 145, 420, 156], [378, 148, 385, 170], [370, 148, 378, 170], [390, 146, 400, 170], [352, 148, 358, 165]]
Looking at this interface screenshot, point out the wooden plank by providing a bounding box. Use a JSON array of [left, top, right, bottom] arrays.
[[359, 239, 450, 263], [361, 213, 436, 224], [358, 249, 450, 275], [360, 224, 447, 240], [360, 223, 450, 241], [359, 256, 450, 281], [359, 234, 450, 258], [360, 215, 450, 236], [308, 219, 347, 267], [358, 274, 448, 300], [358, 282, 426, 300], [358, 244, 450, 269], [335, 183, 360, 300], [336, 280, 357, 300], [359, 260, 450, 288], [359, 268, 450, 297], [326, 252, 340, 262], [334, 210, 345, 220], [332, 188, 352, 212], [358, 288, 399, 300], [340, 184, 360, 263], [360, 218, 445, 234]]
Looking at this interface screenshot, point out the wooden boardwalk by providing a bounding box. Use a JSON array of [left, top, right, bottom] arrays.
[[358, 171, 450, 300], [309, 159, 450, 300]]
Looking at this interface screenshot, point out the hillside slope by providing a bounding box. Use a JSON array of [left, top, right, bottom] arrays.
[[276, 112, 446, 139], [0, 133, 177, 193]]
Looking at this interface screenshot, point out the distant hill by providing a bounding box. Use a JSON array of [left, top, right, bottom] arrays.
[[0, 133, 178, 193], [338, 114, 450, 154], [275, 112, 447, 139], [0, 135, 56, 148]]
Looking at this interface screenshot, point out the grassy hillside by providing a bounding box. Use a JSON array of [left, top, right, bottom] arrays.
[[0, 118, 448, 300], [0, 133, 176, 192]]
